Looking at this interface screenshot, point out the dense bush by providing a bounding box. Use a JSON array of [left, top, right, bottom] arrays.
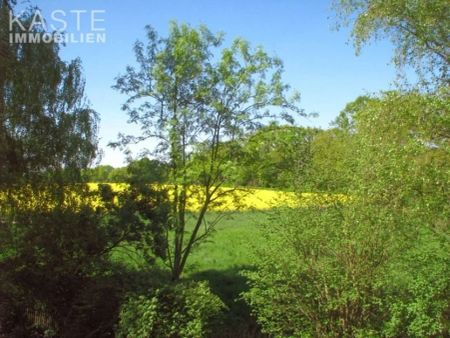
[[243, 204, 389, 336], [117, 281, 225, 338], [0, 183, 170, 336], [244, 204, 450, 337], [243, 90, 450, 336]]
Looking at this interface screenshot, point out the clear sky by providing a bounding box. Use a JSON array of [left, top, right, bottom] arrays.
[[31, 0, 398, 167]]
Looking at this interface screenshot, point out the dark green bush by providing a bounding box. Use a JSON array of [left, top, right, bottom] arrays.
[[117, 281, 225, 338]]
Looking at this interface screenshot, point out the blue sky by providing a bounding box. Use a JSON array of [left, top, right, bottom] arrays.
[[31, 0, 398, 167]]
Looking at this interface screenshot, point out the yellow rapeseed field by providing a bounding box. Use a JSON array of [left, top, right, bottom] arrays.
[[1, 184, 345, 212], [88, 183, 345, 212]]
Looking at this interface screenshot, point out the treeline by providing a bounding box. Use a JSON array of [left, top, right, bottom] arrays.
[[82, 158, 169, 184], [84, 124, 345, 192], [83, 125, 318, 190]]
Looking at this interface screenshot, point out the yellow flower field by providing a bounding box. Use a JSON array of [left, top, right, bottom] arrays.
[[1, 183, 344, 212], [88, 183, 345, 211]]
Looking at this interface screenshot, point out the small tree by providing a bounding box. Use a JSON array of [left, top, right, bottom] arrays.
[[112, 22, 301, 280]]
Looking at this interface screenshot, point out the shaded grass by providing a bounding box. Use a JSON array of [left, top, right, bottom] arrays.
[[185, 211, 272, 337], [110, 210, 271, 271], [111, 210, 274, 337]]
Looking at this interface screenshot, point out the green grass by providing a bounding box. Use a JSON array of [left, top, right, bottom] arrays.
[[184, 211, 273, 336], [184, 210, 271, 274], [110, 210, 272, 272], [111, 210, 274, 336]]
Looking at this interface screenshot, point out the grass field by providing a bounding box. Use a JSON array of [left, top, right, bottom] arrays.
[[111, 210, 271, 268], [185, 211, 274, 336], [184, 211, 271, 274], [111, 210, 275, 335]]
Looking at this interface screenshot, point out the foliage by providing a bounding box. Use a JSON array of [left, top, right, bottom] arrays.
[[245, 206, 450, 337], [117, 281, 224, 338], [244, 204, 389, 337], [108, 166, 130, 183], [332, 95, 372, 132], [352, 89, 449, 239], [243, 89, 450, 336], [215, 124, 319, 189], [82, 158, 169, 184], [300, 128, 354, 192], [0, 182, 170, 336], [112, 22, 301, 280], [191, 123, 352, 193], [382, 229, 450, 336], [3, 1, 449, 336], [82, 164, 115, 182], [0, 4, 98, 185], [127, 158, 169, 184], [333, 0, 450, 86], [0, 4, 170, 336]]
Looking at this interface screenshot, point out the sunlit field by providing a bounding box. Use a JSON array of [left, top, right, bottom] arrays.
[[88, 183, 346, 211], [1, 183, 345, 213]]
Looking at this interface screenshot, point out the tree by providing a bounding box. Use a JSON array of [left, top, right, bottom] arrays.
[[301, 128, 354, 192], [188, 124, 319, 189], [352, 89, 449, 240], [333, 0, 450, 86], [0, 3, 98, 185], [82, 165, 115, 182], [0, 4, 167, 336], [332, 95, 372, 132], [82, 159, 168, 183], [112, 22, 301, 280], [244, 89, 450, 336], [127, 158, 168, 184], [0, 182, 170, 336], [229, 124, 319, 189], [108, 166, 129, 183]]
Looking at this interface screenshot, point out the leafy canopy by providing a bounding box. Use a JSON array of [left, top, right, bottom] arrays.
[[333, 0, 450, 86], [112, 22, 301, 280]]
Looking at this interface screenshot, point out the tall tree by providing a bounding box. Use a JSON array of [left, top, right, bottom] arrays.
[[0, 3, 98, 185], [112, 22, 301, 280], [333, 0, 450, 86], [0, 5, 127, 336]]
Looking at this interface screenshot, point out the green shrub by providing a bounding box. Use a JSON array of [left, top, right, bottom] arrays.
[[117, 281, 225, 338], [383, 230, 450, 337], [243, 90, 450, 337], [243, 204, 392, 337], [243, 204, 450, 337]]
